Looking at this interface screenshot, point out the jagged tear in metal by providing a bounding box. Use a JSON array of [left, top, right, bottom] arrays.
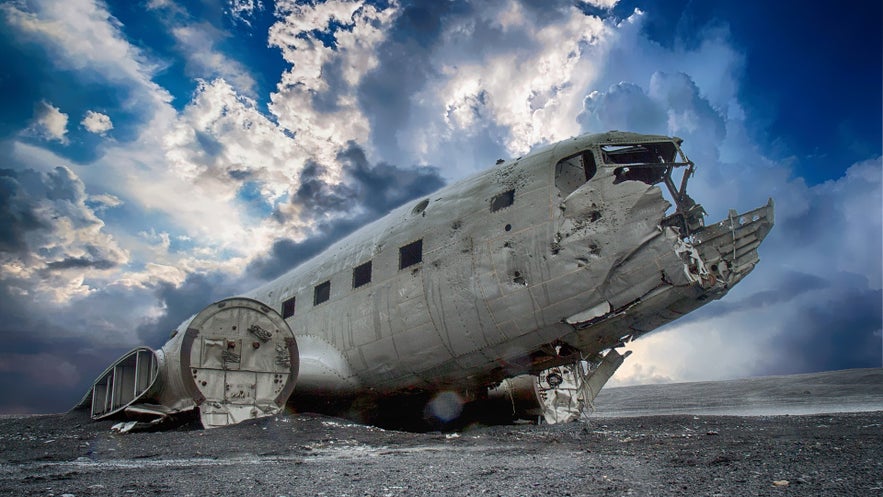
[[78, 131, 774, 429]]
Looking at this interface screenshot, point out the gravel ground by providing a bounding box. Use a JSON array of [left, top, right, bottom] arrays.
[[2, 368, 882, 497], [0, 409, 880, 497]]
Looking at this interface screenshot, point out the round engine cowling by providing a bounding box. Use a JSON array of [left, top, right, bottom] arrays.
[[156, 297, 299, 428]]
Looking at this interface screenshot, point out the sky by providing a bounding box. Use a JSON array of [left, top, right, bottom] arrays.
[[0, 0, 880, 414]]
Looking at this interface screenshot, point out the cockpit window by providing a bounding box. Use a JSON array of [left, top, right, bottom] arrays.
[[554, 151, 597, 196], [601, 142, 681, 185]]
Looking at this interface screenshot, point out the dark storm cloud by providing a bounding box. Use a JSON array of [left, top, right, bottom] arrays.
[[0, 282, 139, 412], [340, 143, 445, 214], [0, 166, 126, 267], [291, 143, 446, 220], [250, 218, 365, 282], [0, 273, 222, 414], [675, 270, 830, 326], [43, 255, 119, 271], [135, 271, 243, 347], [249, 143, 445, 281], [358, 0, 473, 156], [294, 161, 358, 215], [0, 169, 46, 253], [0, 330, 128, 413], [760, 286, 882, 375]]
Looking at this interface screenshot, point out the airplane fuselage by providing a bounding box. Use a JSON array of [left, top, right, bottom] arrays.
[[81, 131, 774, 428]]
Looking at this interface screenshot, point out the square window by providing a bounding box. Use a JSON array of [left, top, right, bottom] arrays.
[[314, 281, 330, 305], [281, 296, 296, 319], [399, 239, 423, 269], [490, 189, 515, 212], [353, 260, 372, 288]]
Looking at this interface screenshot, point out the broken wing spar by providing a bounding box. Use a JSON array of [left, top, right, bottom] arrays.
[[77, 130, 774, 428]]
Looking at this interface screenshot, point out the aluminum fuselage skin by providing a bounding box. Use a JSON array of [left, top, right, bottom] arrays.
[[242, 131, 769, 399]]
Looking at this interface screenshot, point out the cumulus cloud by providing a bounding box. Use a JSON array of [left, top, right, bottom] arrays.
[[227, 0, 264, 27], [358, 0, 630, 178], [268, 0, 397, 170], [26, 101, 69, 143], [156, 78, 305, 252], [81, 110, 113, 135], [86, 192, 122, 211], [0, 166, 129, 302], [582, 0, 619, 8]]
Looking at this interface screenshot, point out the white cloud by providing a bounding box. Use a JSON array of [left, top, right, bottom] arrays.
[[376, 2, 624, 177], [268, 0, 397, 172], [227, 0, 264, 27], [27, 101, 69, 143], [1, 0, 172, 111], [582, 0, 619, 8], [439, 6, 612, 153], [0, 166, 129, 303], [81, 110, 113, 135], [88, 192, 123, 210], [158, 78, 306, 247], [169, 23, 257, 95]]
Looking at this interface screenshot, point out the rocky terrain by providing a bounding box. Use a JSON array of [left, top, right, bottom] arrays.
[[0, 368, 880, 497]]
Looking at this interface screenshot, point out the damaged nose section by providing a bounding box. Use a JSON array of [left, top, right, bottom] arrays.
[[565, 197, 776, 340], [517, 200, 774, 425]]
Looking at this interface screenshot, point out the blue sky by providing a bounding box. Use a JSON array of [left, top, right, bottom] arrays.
[[0, 0, 880, 413]]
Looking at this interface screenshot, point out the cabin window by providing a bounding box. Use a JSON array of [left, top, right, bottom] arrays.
[[353, 260, 372, 288], [490, 189, 515, 212], [399, 239, 423, 269], [281, 296, 296, 319], [314, 281, 330, 305], [601, 142, 676, 185], [555, 151, 597, 196]]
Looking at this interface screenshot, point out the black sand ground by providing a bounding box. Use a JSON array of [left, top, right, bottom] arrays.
[[1, 368, 881, 497]]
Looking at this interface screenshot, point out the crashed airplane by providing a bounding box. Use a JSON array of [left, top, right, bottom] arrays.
[[78, 131, 774, 429]]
